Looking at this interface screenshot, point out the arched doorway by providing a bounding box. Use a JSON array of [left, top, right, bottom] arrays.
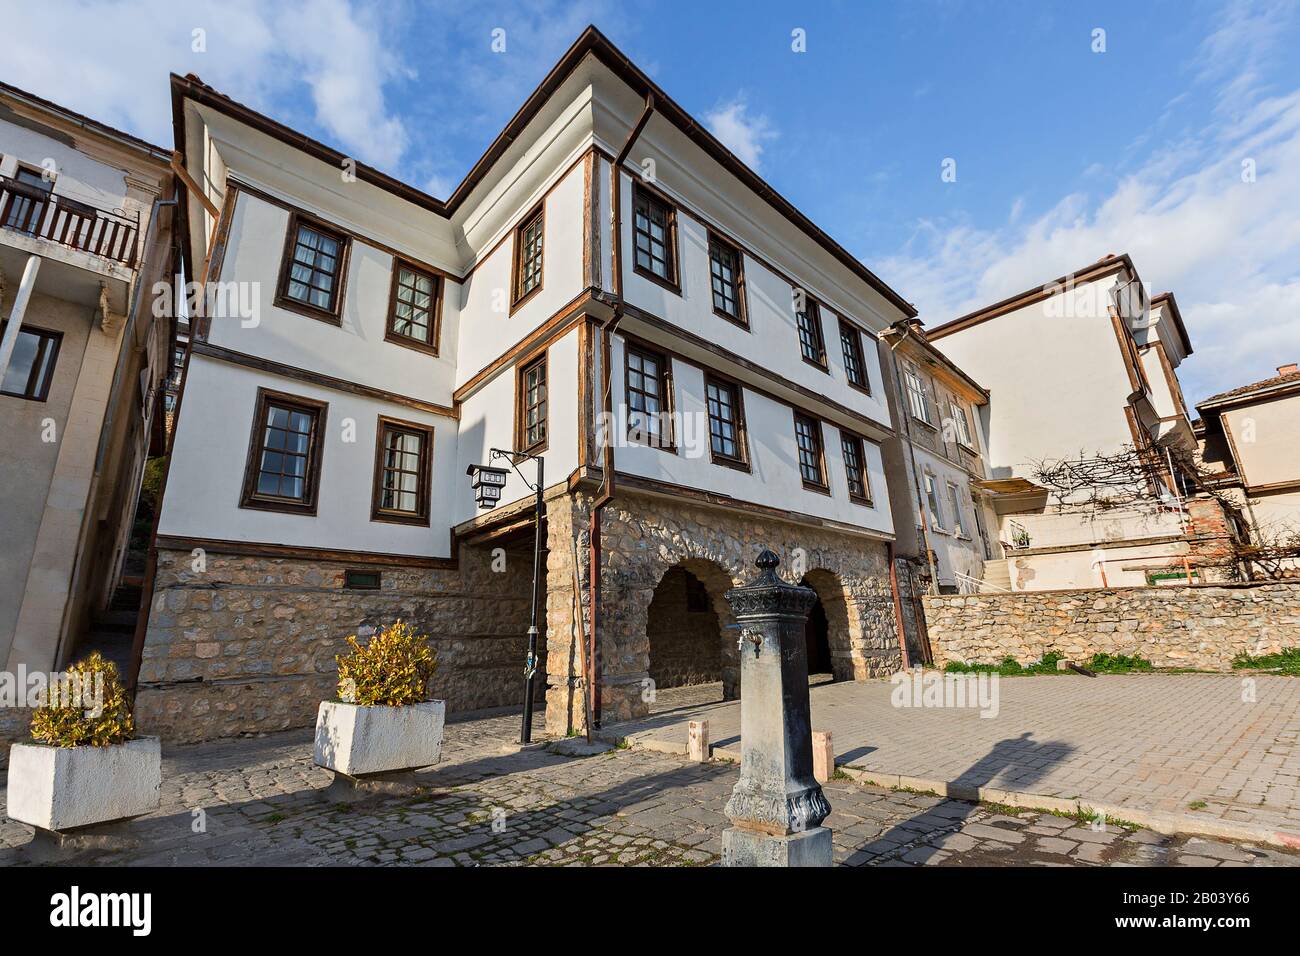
[[799, 576, 833, 677], [647, 565, 723, 689]]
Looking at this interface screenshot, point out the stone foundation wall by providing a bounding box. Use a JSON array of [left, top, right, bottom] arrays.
[[544, 488, 900, 735], [924, 582, 1300, 671], [135, 542, 539, 743]]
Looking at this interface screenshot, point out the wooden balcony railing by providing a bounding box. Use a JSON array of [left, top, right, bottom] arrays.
[[0, 175, 139, 267]]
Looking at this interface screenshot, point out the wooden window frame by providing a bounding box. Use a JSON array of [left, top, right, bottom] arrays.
[[370, 415, 434, 526], [904, 362, 934, 427], [949, 400, 975, 450], [510, 202, 545, 312], [793, 411, 829, 493], [947, 481, 967, 538], [795, 296, 828, 371], [923, 472, 946, 532], [704, 371, 750, 471], [515, 350, 549, 454], [707, 231, 748, 328], [343, 569, 382, 590], [631, 182, 681, 294], [274, 211, 351, 324], [0, 322, 61, 402], [239, 387, 328, 515], [839, 318, 870, 393], [624, 339, 676, 453], [841, 430, 873, 506], [385, 258, 442, 356]]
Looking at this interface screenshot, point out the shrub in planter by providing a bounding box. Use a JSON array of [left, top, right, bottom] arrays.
[[7, 653, 161, 832], [314, 621, 446, 776]]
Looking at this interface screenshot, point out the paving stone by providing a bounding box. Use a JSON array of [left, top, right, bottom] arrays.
[[2, 705, 1296, 870], [1035, 837, 1078, 855]]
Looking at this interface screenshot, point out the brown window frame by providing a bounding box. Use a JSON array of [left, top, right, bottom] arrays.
[[707, 231, 747, 328], [793, 411, 829, 492], [239, 387, 328, 515], [839, 318, 870, 393], [631, 182, 680, 293], [515, 350, 548, 454], [510, 202, 545, 312], [795, 296, 828, 371], [370, 415, 434, 526], [385, 258, 442, 355], [840, 431, 873, 506], [0, 322, 61, 402], [274, 211, 351, 324], [624, 340, 676, 452], [704, 372, 749, 471]]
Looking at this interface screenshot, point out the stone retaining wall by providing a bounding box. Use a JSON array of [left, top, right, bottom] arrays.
[[923, 583, 1300, 671], [134, 542, 538, 743]]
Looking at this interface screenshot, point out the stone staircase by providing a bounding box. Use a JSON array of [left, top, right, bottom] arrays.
[[980, 558, 1012, 592], [75, 578, 141, 676]]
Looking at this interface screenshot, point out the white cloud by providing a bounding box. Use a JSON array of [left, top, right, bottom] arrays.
[[2, 0, 413, 171], [882, 8, 1300, 408], [704, 95, 778, 170]]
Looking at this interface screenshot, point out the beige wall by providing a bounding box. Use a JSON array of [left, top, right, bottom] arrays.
[[0, 289, 91, 661], [1224, 392, 1300, 490]]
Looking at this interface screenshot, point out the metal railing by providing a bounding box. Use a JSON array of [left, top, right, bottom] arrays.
[[0, 175, 139, 267], [953, 570, 1011, 594]]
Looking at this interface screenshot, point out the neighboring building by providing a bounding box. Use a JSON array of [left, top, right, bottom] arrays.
[[138, 27, 919, 743], [878, 318, 993, 599], [0, 82, 176, 675], [925, 254, 1223, 591], [1195, 363, 1300, 570]]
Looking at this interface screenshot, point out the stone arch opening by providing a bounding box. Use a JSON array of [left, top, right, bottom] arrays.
[[800, 578, 833, 676], [800, 569, 856, 682], [646, 558, 739, 701]]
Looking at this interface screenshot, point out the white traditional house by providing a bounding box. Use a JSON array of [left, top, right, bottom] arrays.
[[926, 254, 1219, 591], [1196, 363, 1300, 565], [138, 27, 921, 741], [878, 319, 993, 598]]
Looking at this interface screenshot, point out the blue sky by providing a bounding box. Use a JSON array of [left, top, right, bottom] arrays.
[[8, 0, 1300, 406]]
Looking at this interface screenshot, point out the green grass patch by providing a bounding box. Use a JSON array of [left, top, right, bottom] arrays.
[[1188, 800, 1208, 811], [945, 651, 1155, 676], [1087, 653, 1153, 673], [1233, 647, 1300, 676], [944, 652, 1064, 676]]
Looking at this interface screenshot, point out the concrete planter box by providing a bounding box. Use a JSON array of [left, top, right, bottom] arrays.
[[6, 737, 162, 832], [313, 700, 446, 776]]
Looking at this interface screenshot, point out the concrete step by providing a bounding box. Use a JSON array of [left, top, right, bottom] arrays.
[[981, 558, 1012, 591]]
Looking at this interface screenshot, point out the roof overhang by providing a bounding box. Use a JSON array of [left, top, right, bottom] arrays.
[[974, 477, 1046, 496], [167, 25, 914, 317]]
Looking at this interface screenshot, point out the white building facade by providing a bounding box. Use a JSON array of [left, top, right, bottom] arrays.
[[926, 255, 1216, 591], [137, 29, 919, 741]]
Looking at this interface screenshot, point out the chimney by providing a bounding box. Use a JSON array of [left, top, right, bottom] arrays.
[[1279, 363, 1299, 376]]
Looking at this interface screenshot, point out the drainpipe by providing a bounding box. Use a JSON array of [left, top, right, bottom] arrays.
[[0, 254, 43, 382], [887, 541, 911, 670], [587, 93, 654, 728]]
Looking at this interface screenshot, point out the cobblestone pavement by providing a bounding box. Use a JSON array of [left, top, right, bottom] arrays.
[[610, 674, 1300, 840], [1, 709, 1296, 867]]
